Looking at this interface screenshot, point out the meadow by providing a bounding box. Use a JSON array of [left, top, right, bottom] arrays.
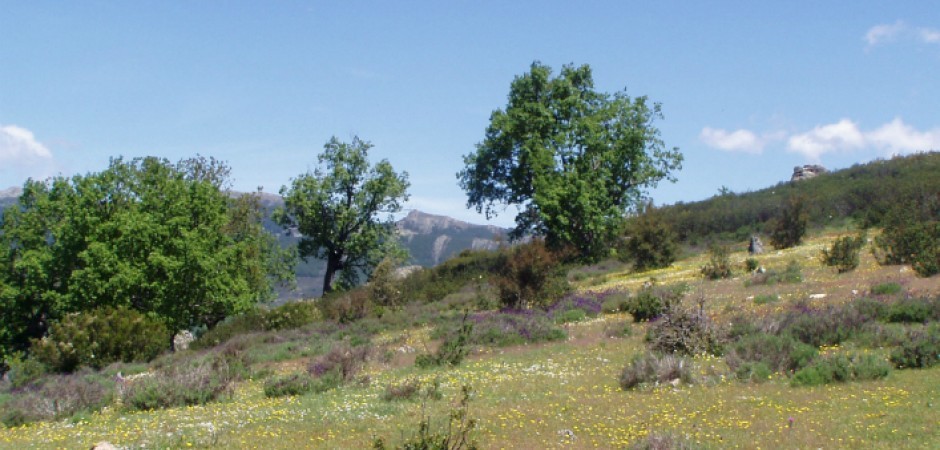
[[1, 231, 938, 449]]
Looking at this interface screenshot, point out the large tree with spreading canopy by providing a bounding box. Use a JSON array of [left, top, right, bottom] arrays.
[[458, 62, 682, 259]]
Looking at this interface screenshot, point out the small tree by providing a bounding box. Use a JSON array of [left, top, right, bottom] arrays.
[[620, 202, 679, 271], [701, 244, 733, 280], [873, 197, 939, 277], [277, 136, 410, 294], [821, 233, 866, 273], [494, 240, 570, 309], [769, 195, 808, 249]]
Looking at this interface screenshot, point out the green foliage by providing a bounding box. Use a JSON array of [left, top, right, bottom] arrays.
[[369, 257, 404, 307], [700, 244, 733, 280], [873, 195, 940, 277], [889, 324, 940, 369], [30, 306, 170, 372], [261, 300, 323, 331], [625, 284, 684, 322], [734, 361, 773, 383], [320, 289, 373, 324], [753, 294, 778, 305], [884, 297, 931, 323], [725, 333, 817, 373], [277, 136, 410, 294], [0, 156, 293, 359], [458, 61, 682, 259], [416, 316, 472, 368], [871, 282, 902, 296], [619, 352, 694, 390], [601, 292, 632, 314], [779, 303, 868, 347], [821, 233, 866, 273], [790, 353, 891, 387], [744, 258, 759, 272], [554, 308, 587, 324], [769, 195, 808, 249], [2, 353, 48, 389], [493, 240, 570, 309], [372, 385, 478, 450], [263, 372, 316, 398], [620, 203, 679, 271]]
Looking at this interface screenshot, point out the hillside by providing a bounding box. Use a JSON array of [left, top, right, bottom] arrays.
[[1, 229, 937, 449]]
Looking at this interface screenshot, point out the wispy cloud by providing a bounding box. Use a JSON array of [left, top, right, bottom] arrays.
[[699, 127, 785, 154], [865, 21, 940, 48], [787, 119, 865, 161]]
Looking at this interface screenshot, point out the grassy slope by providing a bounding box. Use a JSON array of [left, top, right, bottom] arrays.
[[2, 232, 939, 449]]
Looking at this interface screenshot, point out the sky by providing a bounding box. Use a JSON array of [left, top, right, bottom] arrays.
[[2, 1, 939, 227]]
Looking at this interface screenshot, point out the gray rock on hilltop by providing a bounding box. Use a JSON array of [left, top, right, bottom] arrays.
[[791, 165, 827, 181]]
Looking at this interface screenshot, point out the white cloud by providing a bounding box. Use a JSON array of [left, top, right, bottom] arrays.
[[786, 119, 865, 161], [699, 127, 765, 154], [0, 124, 53, 166], [865, 20, 906, 46], [865, 118, 940, 155], [865, 21, 940, 47]]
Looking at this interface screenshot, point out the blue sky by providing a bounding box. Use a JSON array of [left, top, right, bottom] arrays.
[[2, 1, 939, 226]]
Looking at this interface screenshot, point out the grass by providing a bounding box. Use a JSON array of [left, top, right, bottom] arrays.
[[2, 231, 939, 449]]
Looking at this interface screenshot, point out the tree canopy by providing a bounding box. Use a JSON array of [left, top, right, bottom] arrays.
[[458, 61, 682, 259], [277, 136, 410, 294], [0, 156, 293, 361]]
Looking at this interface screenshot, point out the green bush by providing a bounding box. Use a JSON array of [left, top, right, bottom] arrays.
[[734, 361, 773, 383], [821, 233, 866, 273], [30, 306, 170, 372], [769, 195, 807, 249], [601, 292, 632, 314], [262, 301, 322, 331], [2, 353, 48, 389], [554, 309, 587, 324], [620, 203, 679, 271], [889, 324, 940, 369], [753, 294, 778, 305], [871, 282, 902, 296], [416, 317, 472, 368], [744, 258, 760, 272], [625, 285, 684, 322], [701, 244, 733, 280], [619, 352, 695, 390], [873, 198, 940, 277], [263, 372, 316, 398], [320, 289, 372, 323], [725, 333, 817, 373], [779, 303, 868, 347], [190, 309, 265, 350], [791, 353, 890, 387], [885, 297, 931, 323], [368, 257, 404, 308], [493, 240, 570, 309]]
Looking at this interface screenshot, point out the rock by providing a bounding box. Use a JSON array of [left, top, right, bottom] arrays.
[[90, 442, 117, 450], [669, 378, 681, 387], [808, 293, 827, 300], [173, 330, 195, 352], [791, 164, 827, 181], [748, 235, 764, 255]]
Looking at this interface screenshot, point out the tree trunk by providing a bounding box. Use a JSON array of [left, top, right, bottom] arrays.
[[323, 251, 343, 294]]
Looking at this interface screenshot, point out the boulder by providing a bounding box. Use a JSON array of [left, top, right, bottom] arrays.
[[748, 235, 764, 255], [173, 330, 195, 352], [791, 164, 827, 181]]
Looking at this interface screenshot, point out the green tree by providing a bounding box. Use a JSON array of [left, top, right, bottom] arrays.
[[0, 156, 293, 362], [769, 195, 808, 249], [620, 202, 679, 271], [457, 62, 682, 260], [277, 136, 410, 294], [874, 194, 940, 277]]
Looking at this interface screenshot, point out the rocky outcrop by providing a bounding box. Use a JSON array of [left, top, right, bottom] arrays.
[[791, 165, 827, 181], [748, 235, 764, 255]]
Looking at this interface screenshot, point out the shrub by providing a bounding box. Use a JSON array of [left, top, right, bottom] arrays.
[[791, 353, 890, 387], [600, 291, 632, 314], [372, 385, 478, 450], [190, 309, 265, 350], [605, 320, 634, 338], [744, 258, 759, 272], [554, 309, 587, 324], [725, 333, 817, 373], [263, 372, 315, 398], [646, 305, 722, 356], [625, 284, 684, 322], [701, 244, 733, 280], [889, 324, 940, 369], [320, 289, 372, 323], [778, 303, 869, 347], [746, 260, 802, 286], [1, 371, 113, 426], [493, 240, 570, 309], [464, 310, 566, 347], [381, 378, 422, 401], [753, 294, 778, 305], [821, 233, 866, 273], [873, 198, 940, 277], [769, 195, 807, 249], [124, 346, 249, 411], [620, 203, 679, 271], [734, 361, 773, 383], [30, 306, 170, 372], [262, 301, 322, 331], [619, 352, 694, 390], [416, 317, 472, 368], [2, 353, 48, 389], [308, 342, 371, 381], [885, 297, 931, 323], [871, 282, 902, 296], [368, 257, 404, 308]]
